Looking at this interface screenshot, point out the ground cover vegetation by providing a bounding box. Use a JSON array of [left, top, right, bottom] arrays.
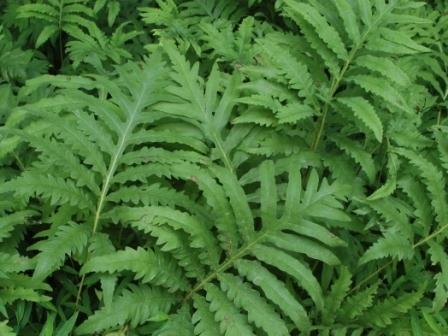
[[0, 0, 448, 335]]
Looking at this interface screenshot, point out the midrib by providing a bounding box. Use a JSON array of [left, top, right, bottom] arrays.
[[92, 88, 147, 234]]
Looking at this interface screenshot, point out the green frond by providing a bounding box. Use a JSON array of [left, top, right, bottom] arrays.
[[0, 287, 50, 305], [355, 55, 410, 87], [395, 147, 448, 226], [332, 136, 377, 182], [334, 0, 360, 44], [322, 267, 352, 325], [0, 210, 36, 243], [435, 127, 448, 173], [205, 283, 255, 336], [108, 184, 207, 217], [256, 37, 314, 96], [31, 222, 90, 279], [2, 172, 92, 209], [284, 1, 348, 60], [16, 131, 99, 193], [358, 288, 424, 328], [76, 285, 175, 335], [81, 247, 189, 291], [0, 252, 34, 273], [0, 0, 444, 333], [267, 232, 340, 265], [347, 75, 410, 113], [154, 307, 194, 336], [429, 242, 448, 311], [212, 165, 254, 242], [235, 259, 311, 332], [192, 295, 221, 336], [337, 96, 383, 142], [338, 284, 378, 320], [17, 0, 94, 47], [368, 153, 398, 201], [252, 244, 324, 311], [106, 205, 220, 267], [359, 231, 414, 265], [218, 273, 289, 336], [398, 176, 433, 229]]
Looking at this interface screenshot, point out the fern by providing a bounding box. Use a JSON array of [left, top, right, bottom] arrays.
[[76, 285, 175, 335], [65, 20, 139, 70], [0, 26, 47, 82], [0, 0, 446, 334], [17, 0, 94, 48], [238, 0, 431, 185], [140, 0, 246, 55]]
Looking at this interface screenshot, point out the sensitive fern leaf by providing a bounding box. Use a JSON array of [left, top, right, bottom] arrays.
[[337, 96, 383, 142], [31, 222, 89, 280], [221, 272, 290, 335], [17, 0, 94, 48], [0, 2, 441, 334], [81, 247, 190, 291], [395, 147, 448, 226], [284, 0, 348, 60], [192, 296, 221, 336], [359, 230, 414, 265], [205, 284, 255, 336], [358, 288, 424, 328], [76, 286, 175, 335]]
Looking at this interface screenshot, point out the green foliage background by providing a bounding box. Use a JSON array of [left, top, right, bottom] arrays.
[[0, 0, 448, 335]]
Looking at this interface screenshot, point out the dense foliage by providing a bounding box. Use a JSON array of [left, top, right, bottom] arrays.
[[1, 0, 447, 335]]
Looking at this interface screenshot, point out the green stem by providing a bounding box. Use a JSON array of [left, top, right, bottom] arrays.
[[413, 222, 448, 248]]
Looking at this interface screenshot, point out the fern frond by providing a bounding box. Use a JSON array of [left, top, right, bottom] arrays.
[[338, 284, 378, 320], [0, 2, 440, 332], [322, 267, 352, 325], [219, 273, 289, 336], [18, 0, 94, 47], [235, 259, 310, 331], [205, 283, 255, 336], [0, 287, 50, 305], [359, 231, 414, 265], [337, 96, 383, 142], [0, 252, 34, 273], [0, 210, 36, 243], [76, 285, 175, 335], [395, 147, 448, 226], [252, 244, 324, 311], [192, 295, 221, 336], [30, 222, 90, 279], [358, 288, 424, 328], [347, 74, 410, 113], [81, 247, 189, 291], [284, 1, 348, 60], [355, 55, 410, 87], [429, 242, 448, 311], [2, 171, 92, 209], [332, 135, 377, 182]]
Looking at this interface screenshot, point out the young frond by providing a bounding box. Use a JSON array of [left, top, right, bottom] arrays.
[[17, 0, 94, 48]]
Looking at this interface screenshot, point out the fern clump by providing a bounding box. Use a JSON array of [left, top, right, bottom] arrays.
[[1, 0, 448, 335]]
